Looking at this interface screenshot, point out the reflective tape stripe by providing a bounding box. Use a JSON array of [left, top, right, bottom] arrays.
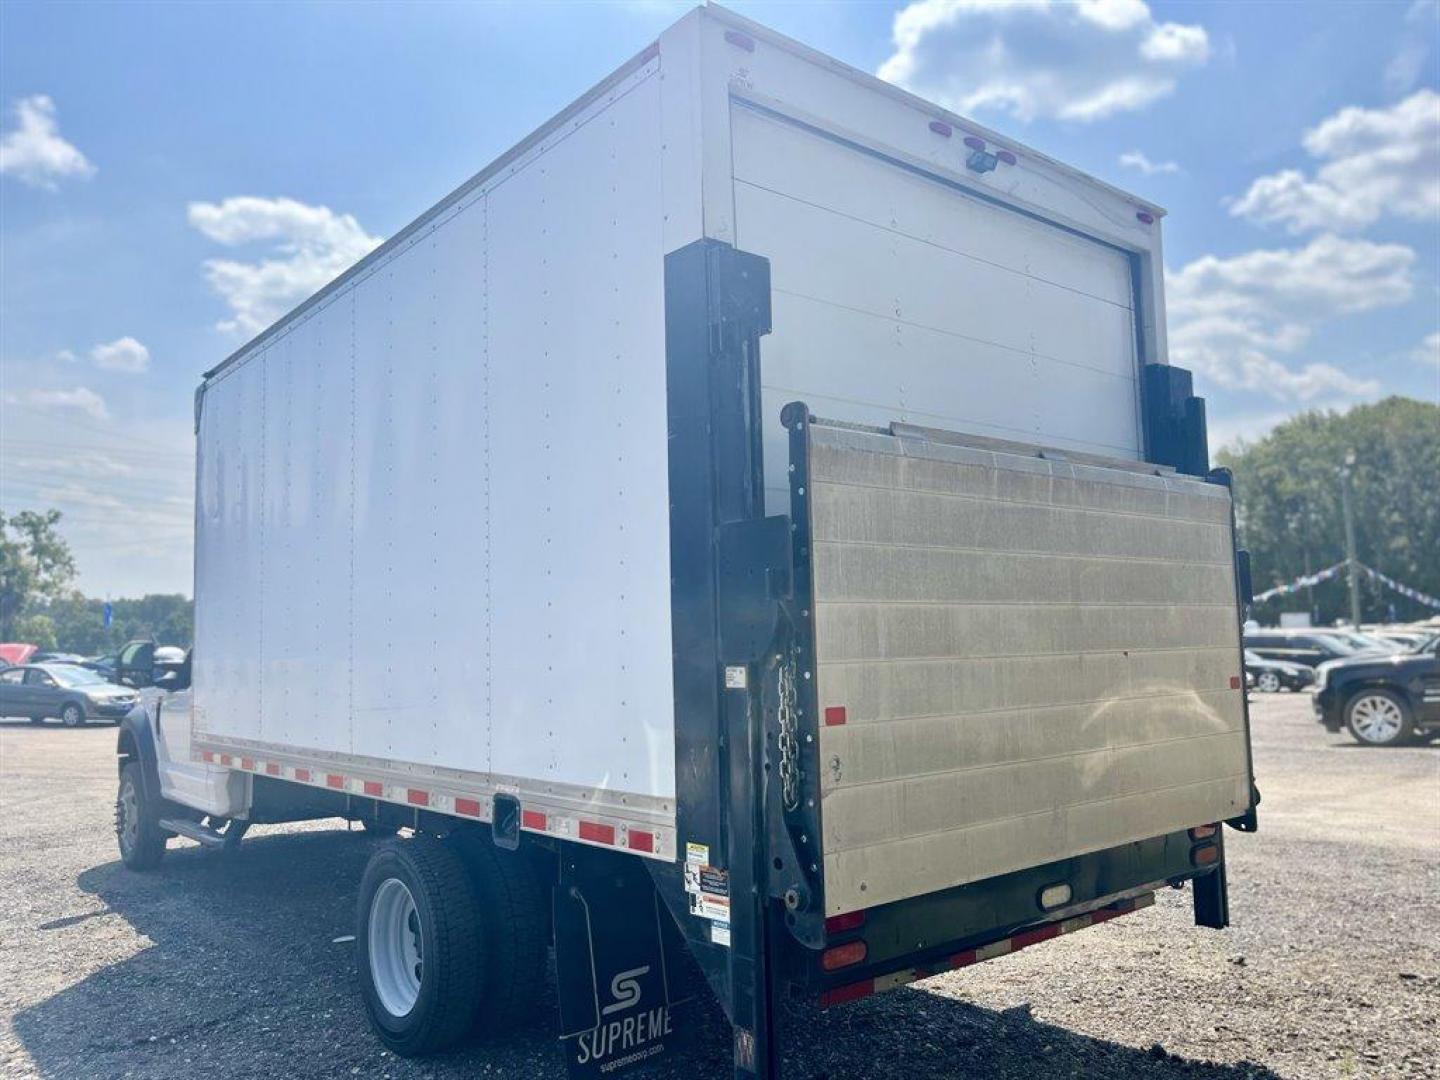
[[823, 893, 1155, 1008]]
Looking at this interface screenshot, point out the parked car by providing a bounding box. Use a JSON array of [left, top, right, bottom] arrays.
[[0, 663, 141, 726], [1244, 629, 1374, 668], [1313, 635, 1440, 746], [1243, 650, 1314, 693], [31, 651, 87, 665]]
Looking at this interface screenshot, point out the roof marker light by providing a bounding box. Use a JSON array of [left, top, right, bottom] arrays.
[[929, 120, 953, 138], [963, 135, 986, 151], [996, 150, 1017, 166], [724, 29, 755, 52], [1136, 211, 1155, 225]]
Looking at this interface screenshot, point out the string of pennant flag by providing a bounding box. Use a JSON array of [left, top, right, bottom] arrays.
[[1252, 560, 1440, 610]]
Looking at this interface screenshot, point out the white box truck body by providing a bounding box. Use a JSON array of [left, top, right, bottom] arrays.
[[115, 7, 1256, 1077]]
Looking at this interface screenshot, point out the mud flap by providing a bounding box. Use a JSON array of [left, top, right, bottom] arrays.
[[555, 859, 695, 1077]]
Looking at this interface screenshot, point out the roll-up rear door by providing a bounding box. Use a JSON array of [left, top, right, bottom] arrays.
[[799, 420, 1251, 916], [730, 101, 1143, 515]]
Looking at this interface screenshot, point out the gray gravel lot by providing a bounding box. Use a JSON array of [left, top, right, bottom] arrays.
[[1, 693, 1436, 1079]]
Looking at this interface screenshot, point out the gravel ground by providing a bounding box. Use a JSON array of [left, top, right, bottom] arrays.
[[1, 693, 1436, 1080]]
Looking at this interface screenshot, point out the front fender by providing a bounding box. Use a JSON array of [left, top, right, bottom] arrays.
[[116, 709, 162, 802]]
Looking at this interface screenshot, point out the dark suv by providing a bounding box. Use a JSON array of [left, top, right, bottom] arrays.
[[1313, 635, 1440, 746]]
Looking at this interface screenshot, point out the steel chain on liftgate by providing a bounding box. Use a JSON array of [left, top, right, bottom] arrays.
[[777, 659, 801, 812]]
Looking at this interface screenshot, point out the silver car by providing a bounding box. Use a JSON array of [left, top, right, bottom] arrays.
[[0, 663, 140, 726]]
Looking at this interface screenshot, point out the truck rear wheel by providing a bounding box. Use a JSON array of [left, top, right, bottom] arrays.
[[116, 762, 166, 870], [356, 837, 485, 1056], [448, 832, 548, 1034]]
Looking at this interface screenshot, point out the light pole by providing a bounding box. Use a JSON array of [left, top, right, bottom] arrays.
[[1339, 450, 1362, 628]]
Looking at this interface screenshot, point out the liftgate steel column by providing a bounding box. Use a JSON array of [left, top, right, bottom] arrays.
[[656, 237, 798, 1078]]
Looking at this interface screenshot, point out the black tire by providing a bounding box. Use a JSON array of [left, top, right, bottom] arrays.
[[116, 761, 167, 870], [356, 837, 485, 1056], [60, 702, 85, 727], [1345, 688, 1414, 747], [448, 832, 549, 1034]]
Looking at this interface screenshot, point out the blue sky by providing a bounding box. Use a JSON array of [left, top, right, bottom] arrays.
[[2, 0, 1437, 598]]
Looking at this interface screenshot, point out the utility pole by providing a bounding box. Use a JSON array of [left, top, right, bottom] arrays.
[[1340, 451, 1362, 628]]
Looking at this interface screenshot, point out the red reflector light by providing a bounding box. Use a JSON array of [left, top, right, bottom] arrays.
[[1191, 843, 1219, 867], [825, 910, 866, 935], [1229, 675, 1242, 690], [928, 119, 952, 138], [407, 788, 429, 807], [455, 797, 482, 818], [628, 829, 655, 853], [821, 941, 868, 971], [724, 29, 755, 52], [295, 768, 311, 782], [265, 763, 280, 776], [241, 757, 255, 771], [1189, 823, 1218, 841], [521, 809, 547, 831], [219, 754, 232, 767], [824, 706, 847, 726], [579, 820, 616, 845], [326, 774, 345, 789], [363, 781, 383, 797]]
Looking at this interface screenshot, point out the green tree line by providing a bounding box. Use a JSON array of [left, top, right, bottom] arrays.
[[1, 509, 192, 654], [1217, 396, 1440, 626]]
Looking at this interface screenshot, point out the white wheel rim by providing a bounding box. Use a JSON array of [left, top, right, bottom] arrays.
[[369, 878, 423, 1018], [63, 706, 81, 726], [1351, 695, 1403, 742], [119, 782, 139, 852], [1258, 672, 1280, 692]]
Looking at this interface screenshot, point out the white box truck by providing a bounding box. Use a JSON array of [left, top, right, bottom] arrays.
[[113, 6, 1258, 1076]]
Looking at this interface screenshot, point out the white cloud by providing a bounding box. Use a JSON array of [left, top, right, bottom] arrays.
[[187, 196, 382, 335], [0, 95, 95, 190], [1167, 234, 1414, 402], [1412, 330, 1440, 370], [1119, 150, 1181, 175], [1230, 90, 1440, 233], [90, 336, 150, 374], [877, 0, 1210, 123], [6, 386, 111, 421], [54, 349, 78, 364], [1385, 1, 1437, 94]]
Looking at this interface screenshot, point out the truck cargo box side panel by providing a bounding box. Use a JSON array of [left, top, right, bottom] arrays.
[[806, 426, 1250, 915], [486, 69, 674, 793], [195, 358, 264, 743], [194, 59, 678, 805], [728, 102, 1143, 516]]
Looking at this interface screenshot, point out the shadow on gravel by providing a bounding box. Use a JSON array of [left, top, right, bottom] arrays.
[[14, 827, 1282, 1080]]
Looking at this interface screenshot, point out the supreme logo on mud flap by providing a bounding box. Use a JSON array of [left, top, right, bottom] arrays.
[[553, 876, 694, 1079]]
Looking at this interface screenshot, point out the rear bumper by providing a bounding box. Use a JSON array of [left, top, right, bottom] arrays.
[[795, 827, 1225, 1000]]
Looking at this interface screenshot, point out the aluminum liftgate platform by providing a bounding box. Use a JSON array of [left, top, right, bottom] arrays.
[[646, 239, 1252, 1080]]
